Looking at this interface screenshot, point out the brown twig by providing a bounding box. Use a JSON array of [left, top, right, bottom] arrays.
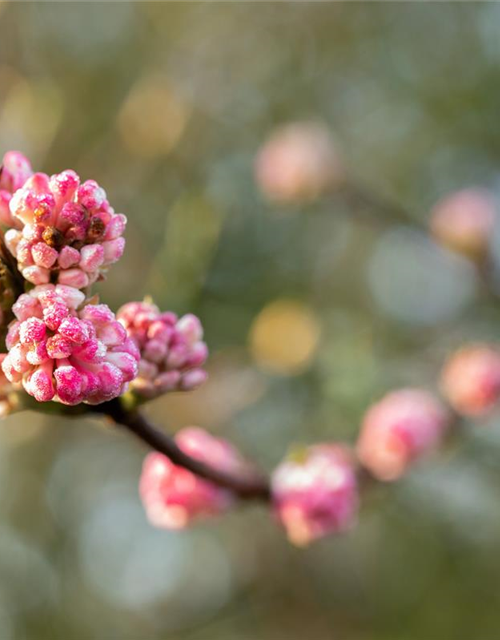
[[95, 398, 271, 501]]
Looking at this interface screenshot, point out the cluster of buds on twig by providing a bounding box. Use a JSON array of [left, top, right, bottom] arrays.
[[117, 301, 208, 398], [1, 146, 500, 549]]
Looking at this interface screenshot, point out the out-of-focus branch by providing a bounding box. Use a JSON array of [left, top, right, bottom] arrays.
[[341, 179, 500, 301], [96, 398, 271, 501], [341, 180, 421, 228]]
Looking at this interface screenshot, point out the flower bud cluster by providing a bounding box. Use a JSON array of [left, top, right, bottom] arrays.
[[271, 444, 358, 546], [430, 188, 497, 260], [140, 427, 244, 529], [4, 170, 126, 287], [2, 285, 138, 405], [255, 122, 344, 205], [356, 388, 450, 481], [440, 344, 500, 417], [117, 301, 208, 398]]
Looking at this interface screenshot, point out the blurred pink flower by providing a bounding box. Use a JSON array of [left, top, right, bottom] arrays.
[[117, 300, 208, 398], [440, 344, 500, 417], [140, 427, 244, 529], [356, 388, 449, 481], [5, 170, 126, 287], [0, 151, 33, 227], [430, 188, 497, 259], [255, 122, 344, 205], [2, 285, 138, 405], [271, 444, 358, 546]]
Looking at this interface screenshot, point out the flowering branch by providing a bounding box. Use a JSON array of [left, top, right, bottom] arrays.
[[0, 139, 499, 548], [97, 398, 271, 501]]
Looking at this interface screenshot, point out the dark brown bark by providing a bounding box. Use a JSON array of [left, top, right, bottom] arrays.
[[95, 398, 271, 501]]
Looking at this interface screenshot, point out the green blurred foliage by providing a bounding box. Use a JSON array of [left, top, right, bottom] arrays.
[[1, 2, 500, 639]]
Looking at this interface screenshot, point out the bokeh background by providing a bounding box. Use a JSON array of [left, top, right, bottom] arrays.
[[2, 2, 500, 639]]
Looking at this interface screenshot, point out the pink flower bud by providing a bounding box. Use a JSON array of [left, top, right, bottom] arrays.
[[176, 313, 203, 345], [3, 164, 126, 289], [53, 364, 84, 405], [356, 389, 449, 482], [0, 151, 32, 194], [49, 170, 80, 205], [12, 294, 42, 322], [272, 444, 359, 546], [0, 192, 17, 228], [430, 188, 496, 259], [139, 427, 244, 529], [104, 213, 127, 240], [25, 364, 55, 402], [440, 345, 500, 417], [77, 180, 106, 210], [31, 242, 58, 269], [79, 244, 104, 272], [0, 355, 19, 417], [255, 122, 344, 205], [155, 370, 181, 394], [58, 246, 80, 269], [52, 284, 85, 309], [46, 334, 73, 359], [58, 268, 89, 289], [102, 237, 125, 264], [117, 301, 209, 399], [179, 368, 208, 391], [4, 228, 21, 254], [21, 266, 50, 285], [2, 285, 139, 405], [19, 317, 46, 344], [58, 317, 91, 344], [80, 304, 114, 326]]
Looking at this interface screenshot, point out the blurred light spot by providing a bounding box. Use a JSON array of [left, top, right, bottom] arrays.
[[369, 227, 476, 326], [0, 73, 63, 159], [0, 526, 57, 613], [79, 493, 233, 627], [0, 411, 47, 447], [118, 75, 190, 157], [79, 493, 186, 610], [478, 4, 500, 63], [46, 428, 140, 529], [249, 299, 321, 375], [151, 348, 267, 430], [40, 2, 133, 65], [167, 531, 233, 630], [408, 460, 500, 543], [0, 591, 16, 640], [148, 194, 223, 308]]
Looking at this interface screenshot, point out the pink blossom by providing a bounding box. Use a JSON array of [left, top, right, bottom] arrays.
[[440, 344, 500, 417], [2, 285, 138, 405], [0, 354, 18, 417], [271, 444, 358, 546], [5, 169, 126, 287], [0, 151, 33, 227], [139, 427, 243, 529], [430, 188, 497, 259], [356, 389, 450, 482], [255, 122, 344, 205], [117, 301, 208, 398]]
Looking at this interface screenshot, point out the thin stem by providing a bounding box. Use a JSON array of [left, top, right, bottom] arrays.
[[96, 398, 271, 501], [341, 180, 420, 228], [341, 179, 500, 301]]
